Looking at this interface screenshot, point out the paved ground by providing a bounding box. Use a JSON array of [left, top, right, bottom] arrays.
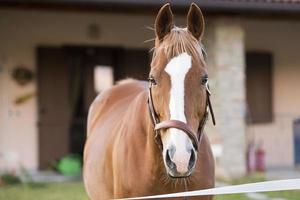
[[266, 167, 300, 180], [247, 193, 285, 200], [22, 170, 81, 183]]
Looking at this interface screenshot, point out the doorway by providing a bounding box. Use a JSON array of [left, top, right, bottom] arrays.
[[37, 46, 150, 169]]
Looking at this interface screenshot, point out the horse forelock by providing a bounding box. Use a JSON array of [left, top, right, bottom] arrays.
[[151, 27, 206, 68]]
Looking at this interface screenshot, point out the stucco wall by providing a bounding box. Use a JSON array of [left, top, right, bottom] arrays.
[[244, 19, 300, 168], [0, 9, 154, 171]]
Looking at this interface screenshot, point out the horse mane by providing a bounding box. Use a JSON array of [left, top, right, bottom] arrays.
[[151, 26, 206, 65]]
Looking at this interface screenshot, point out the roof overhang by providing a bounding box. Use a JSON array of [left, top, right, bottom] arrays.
[[1, 0, 300, 16]]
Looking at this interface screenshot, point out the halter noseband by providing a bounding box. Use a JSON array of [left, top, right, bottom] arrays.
[[147, 78, 216, 151]]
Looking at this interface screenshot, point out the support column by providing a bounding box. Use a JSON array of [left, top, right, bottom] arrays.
[[205, 18, 246, 177]]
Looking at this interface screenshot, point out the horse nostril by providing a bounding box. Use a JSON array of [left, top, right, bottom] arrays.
[[165, 149, 176, 170], [188, 150, 196, 171]]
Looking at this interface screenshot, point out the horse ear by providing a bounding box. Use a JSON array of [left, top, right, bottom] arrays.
[[155, 3, 173, 41], [187, 3, 205, 40]]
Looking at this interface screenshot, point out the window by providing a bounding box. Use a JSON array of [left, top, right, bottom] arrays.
[[94, 65, 114, 93], [246, 52, 273, 124]]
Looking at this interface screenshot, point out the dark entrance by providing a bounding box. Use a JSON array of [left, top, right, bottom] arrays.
[[37, 46, 150, 169], [294, 118, 300, 166], [246, 52, 273, 124]]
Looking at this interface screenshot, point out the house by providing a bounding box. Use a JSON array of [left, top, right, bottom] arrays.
[[0, 0, 300, 177]]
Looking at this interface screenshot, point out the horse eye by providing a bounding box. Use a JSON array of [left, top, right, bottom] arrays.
[[201, 76, 208, 85], [148, 76, 157, 85]]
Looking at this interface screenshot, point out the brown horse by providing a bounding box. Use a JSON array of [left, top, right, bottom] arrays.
[[84, 3, 215, 200]]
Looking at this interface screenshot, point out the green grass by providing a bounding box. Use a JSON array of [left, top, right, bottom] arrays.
[[215, 194, 251, 200], [265, 190, 300, 200], [0, 178, 299, 200], [230, 173, 267, 185], [0, 182, 88, 200], [0, 181, 252, 200]]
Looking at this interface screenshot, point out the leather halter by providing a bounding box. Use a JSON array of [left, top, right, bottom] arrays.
[[147, 78, 216, 151]]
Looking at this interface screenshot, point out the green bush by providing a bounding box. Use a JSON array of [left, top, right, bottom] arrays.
[[0, 173, 21, 185], [56, 154, 82, 176]]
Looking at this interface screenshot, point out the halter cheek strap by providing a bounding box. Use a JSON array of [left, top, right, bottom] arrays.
[[205, 82, 216, 125], [147, 80, 216, 151]]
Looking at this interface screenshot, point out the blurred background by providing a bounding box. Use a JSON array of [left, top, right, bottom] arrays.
[[0, 0, 300, 199]]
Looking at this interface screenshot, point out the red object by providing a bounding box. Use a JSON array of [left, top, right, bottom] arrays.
[[255, 144, 265, 172]]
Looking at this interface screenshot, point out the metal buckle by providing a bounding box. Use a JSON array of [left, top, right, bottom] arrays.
[[205, 82, 211, 95]]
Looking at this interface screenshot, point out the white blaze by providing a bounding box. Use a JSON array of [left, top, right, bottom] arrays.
[[165, 53, 191, 122], [163, 53, 193, 174]]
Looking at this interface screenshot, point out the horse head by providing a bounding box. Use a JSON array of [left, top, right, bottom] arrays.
[[149, 3, 210, 178]]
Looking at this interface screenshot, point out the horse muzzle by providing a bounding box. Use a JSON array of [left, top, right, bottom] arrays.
[[155, 120, 199, 178], [164, 143, 197, 178]]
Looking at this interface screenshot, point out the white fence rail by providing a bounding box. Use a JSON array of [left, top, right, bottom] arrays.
[[116, 179, 300, 200]]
